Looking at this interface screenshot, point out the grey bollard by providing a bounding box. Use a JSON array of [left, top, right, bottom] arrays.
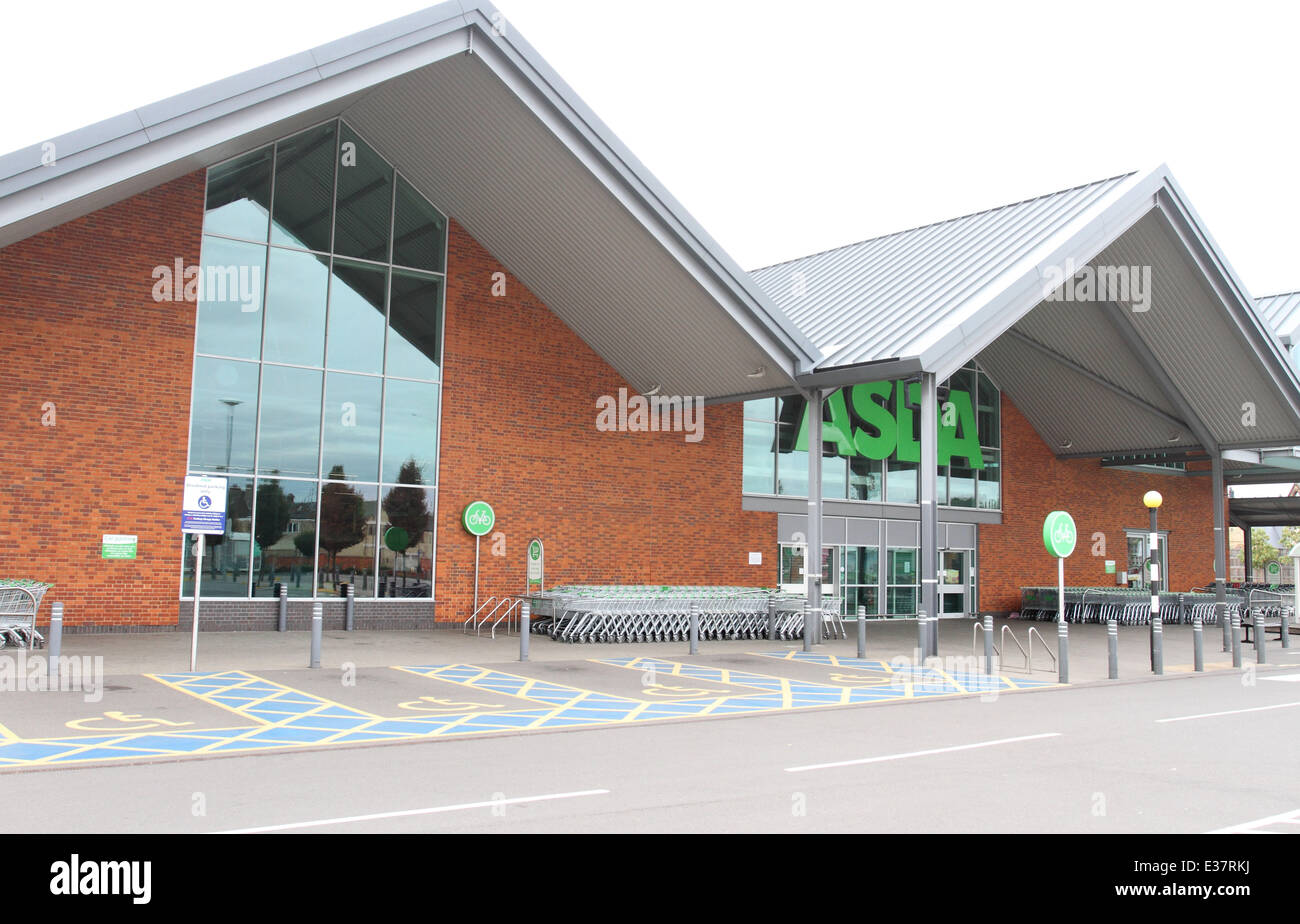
[[277, 584, 288, 632], [519, 598, 531, 662], [857, 605, 867, 659], [1283, 607, 1292, 650], [1152, 615, 1163, 675], [48, 602, 64, 687], [310, 602, 322, 669], [689, 603, 700, 655], [802, 600, 812, 653], [1057, 619, 1069, 684], [345, 582, 355, 632], [1194, 615, 1204, 672], [916, 610, 928, 659], [1256, 606, 1267, 664], [1222, 598, 1231, 652], [767, 596, 777, 642], [983, 613, 994, 674], [1231, 611, 1242, 668], [1107, 619, 1119, 679]]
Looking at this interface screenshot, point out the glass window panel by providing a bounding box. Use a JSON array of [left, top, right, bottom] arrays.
[[743, 398, 775, 420], [322, 372, 382, 482], [949, 464, 976, 508], [780, 545, 806, 586], [885, 459, 917, 504], [195, 236, 267, 360], [250, 478, 317, 598], [936, 464, 949, 506], [263, 248, 328, 366], [777, 427, 808, 496], [386, 269, 443, 381], [204, 148, 271, 241], [271, 122, 336, 252], [822, 453, 847, 499], [743, 419, 776, 494], [182, 477, 253, 597], [391, 175, 446, 273], [334, 125, 393, 262], [845, 586, 879, 618], [977, 448, 1001, 510], [848, 456, 882, 501], [382, 379, 439, 484], [888, 548, 918, 585], [317, 479, 377, 596], [978, 370, 1000, 448], [887, 587, 917, 617], [188, 357, 258, 474], [257, 365, 322, 478], [326, 259, 387, 374], [378, 485, 436, 598]]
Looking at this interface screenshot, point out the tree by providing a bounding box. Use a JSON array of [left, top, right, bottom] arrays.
[[382, 459, 431, 588], [1250, 528, 1283, 577], [254, 479, 292, 584], [293, 529, 315, 558], [319, 465, 366, 588]]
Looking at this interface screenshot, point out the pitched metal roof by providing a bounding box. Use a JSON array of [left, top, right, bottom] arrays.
[[1256, 291, 1300, 346], [0, 1, 819, 401], [750, 167, 1300, 455]]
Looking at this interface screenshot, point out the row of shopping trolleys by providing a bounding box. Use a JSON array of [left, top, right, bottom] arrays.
[[525, 586, 849, 644], [1018, 586, 1294, 627]]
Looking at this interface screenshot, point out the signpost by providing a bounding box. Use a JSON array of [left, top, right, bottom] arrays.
[[527, 538, 544, 594], [462, 501, 495, 616], [183, 475, 228, 671], [1267, 559, 1281, 589], [1042, 510, 1076, 683]]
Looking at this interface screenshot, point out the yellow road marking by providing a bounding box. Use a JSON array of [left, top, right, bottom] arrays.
[[0, 720, 20, 741], [145, 673, 272, 727]]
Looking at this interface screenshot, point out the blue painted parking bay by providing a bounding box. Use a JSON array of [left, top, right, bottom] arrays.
[[0, 653, 1053, 769]]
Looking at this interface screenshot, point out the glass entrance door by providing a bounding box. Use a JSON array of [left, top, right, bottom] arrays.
[[939, 550, 967, 616], [779, 544, 838, 601]]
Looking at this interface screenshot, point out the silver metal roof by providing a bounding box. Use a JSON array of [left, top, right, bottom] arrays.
[[751, 167, 1300, 455], [0, 1, 819, 401], [1256, 291, 1300, 347]]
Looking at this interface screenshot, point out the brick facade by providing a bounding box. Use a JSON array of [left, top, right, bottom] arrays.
[[979, 395, 1219, 613], [0, 172, 206, 627], [0, 176, 1228, 629]]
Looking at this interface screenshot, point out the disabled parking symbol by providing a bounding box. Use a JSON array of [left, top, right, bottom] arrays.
[[197, 495, 212, 510]]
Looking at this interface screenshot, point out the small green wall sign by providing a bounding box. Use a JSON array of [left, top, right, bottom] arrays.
[[1042, 511, 1077, 558], [101, 534, 138, 560], [462, 501, 495, 537]]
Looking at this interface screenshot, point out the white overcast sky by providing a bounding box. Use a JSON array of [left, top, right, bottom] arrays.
[[4, 0, 1300, 293]]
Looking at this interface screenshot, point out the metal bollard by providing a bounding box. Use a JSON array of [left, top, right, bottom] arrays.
[[277, 584, 287, 632], [1231, 611, 1242, 668], [802, 600, 812, 653], [689, 603, 700, 655], [1283, 607, 1292, 650], [519, 598, 530, 662], [48, 602, 64, 687], [310, 602, 322, 669], [767, 596, 777, 642], [1057, 619, 1069, 684], [1256, 607, 1267, 664], [345, 582, 355, 632], [856, 605, 867, 659], [1107, 619, 1119, 679], [1194, 615, 1204, 672], [916, 610, 928, 659], [1152, 615, 1163, 675], [983, 613, 993, 674]]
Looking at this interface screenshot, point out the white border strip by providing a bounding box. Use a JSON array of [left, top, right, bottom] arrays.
[[1156, 701, 1300, 724]]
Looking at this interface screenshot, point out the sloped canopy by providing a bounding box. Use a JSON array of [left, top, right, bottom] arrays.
[[752, 168, 1300, 457], [0, 2, 819, 401]]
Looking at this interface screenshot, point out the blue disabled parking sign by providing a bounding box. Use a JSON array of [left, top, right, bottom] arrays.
[[182, 475, 228, 534]]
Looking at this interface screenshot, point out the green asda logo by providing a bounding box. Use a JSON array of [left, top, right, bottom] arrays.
[[778, 381, 984, 469]]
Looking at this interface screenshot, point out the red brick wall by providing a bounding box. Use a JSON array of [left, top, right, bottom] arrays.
[[978, 395, 1219, 612], [0, 172, 206, 626], [435, 221, 775, 619]]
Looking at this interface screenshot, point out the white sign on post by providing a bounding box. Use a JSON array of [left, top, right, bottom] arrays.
[[183, 475, 228, 671]]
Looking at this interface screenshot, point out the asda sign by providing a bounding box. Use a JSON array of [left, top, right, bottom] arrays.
[[778, 380, 984, 469]]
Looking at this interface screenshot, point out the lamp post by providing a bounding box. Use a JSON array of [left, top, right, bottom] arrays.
[[1144, 490, 1163, 673]]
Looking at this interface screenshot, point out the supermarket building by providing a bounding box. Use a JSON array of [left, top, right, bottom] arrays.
[[2, 1, 1300, 631]]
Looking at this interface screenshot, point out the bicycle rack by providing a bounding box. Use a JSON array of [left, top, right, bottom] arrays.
[[1027, 626, 1057, 674], [1001, 625, 1029, 672], [972, 621, 1000, 658], [464, 595, 498, 635]]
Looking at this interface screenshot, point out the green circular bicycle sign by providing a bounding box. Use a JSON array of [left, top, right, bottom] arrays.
[[462, 501, 495, 537], [1043, 510, 1077, 558]]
